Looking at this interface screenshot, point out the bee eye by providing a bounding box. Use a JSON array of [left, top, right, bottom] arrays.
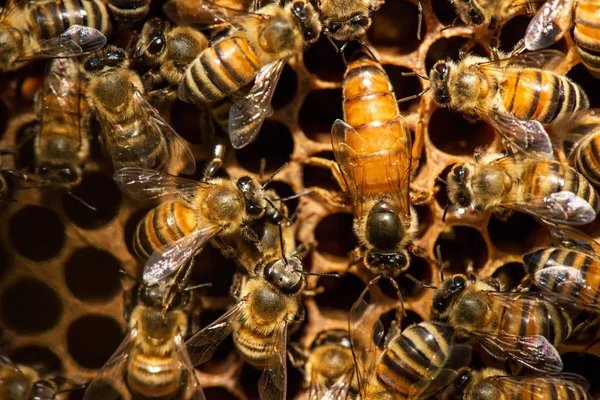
[[351, 15, 369, 27], [147, 34, 165, 55], [453, 165, 468, 182], [434, 62, 448, 76], [329, 22, 342, 32], [469, 8, 484, 25], [38, 165, 52, 177], [59, 167, 77, 182], [84, 56, 99, 71]]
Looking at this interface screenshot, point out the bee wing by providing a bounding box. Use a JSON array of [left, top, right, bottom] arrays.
[[525, 0, 574, 50], [478, 49, 566, 71], [114, 167, 206, 201], [143, 224, 223, 283], [164, 0, 265, 26], [185, 300, 246, 366], [228, 60, 284, 149], [258, 321, 288, 400], [504, 190, 597, 225], [18, 25, 107, 61], [173, 334, 207, 400], [546, 224, 600, 255], [321, 367, 354, 400], [82, 329, 136, 400], [331, 119, 365, 215], [490, 373, 591, 396], [480, 109, 553, 155], [348, 296, 384, 398]]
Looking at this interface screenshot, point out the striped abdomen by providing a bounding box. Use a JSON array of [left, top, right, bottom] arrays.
[[179, 36, 260, 105], [107, 0, 150, 27], [525, 247, 600, 312], [515, 160, 600, 212], [501, 69, 589, 123], [374, 322, 454, 397], [342, 53, 410, 198], [509, 376, 590, 400], [233, 326, 275, 367], [574, 0, 600, 78], [127, 347, 181, 398], [134, 201, 198, 260], [570, 117, 600, 187], [491, 294, 573, 348], [29, 0, 112, 38]]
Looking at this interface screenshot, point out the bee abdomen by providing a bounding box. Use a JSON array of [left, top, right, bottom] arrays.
[[503, 70, 588, 123], [134, 201, 197, 260], [107, 0, 150, 27], [31, 0, 112, 38], [571, 125, 600, 186], [574, 0, 600, 78], [234, 327, 274, 367], [127, 353, 181, 398], [179, 37, 260, 105]]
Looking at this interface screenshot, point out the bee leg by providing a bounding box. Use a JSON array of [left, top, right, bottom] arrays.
[[287, 342, 307, 371], [385, 319, 401, 347], [203, 138, 226, 181], [146, 88, 178, 104], [459, 40, 476, 60], [346, 247, 364, 273], [141, 68, 166, 92], [241, 225, 263, 252]]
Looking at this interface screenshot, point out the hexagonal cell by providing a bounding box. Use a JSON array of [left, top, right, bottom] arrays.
[[0, 242, 12, 279], [425, 37, 488, 71], [65, 247, 122, 303], [9, 205, 65, 261], [432, 0, 459, 26], [492, 262, 526, 290], [299, 89, 343, 142], [235, 120, 294, 174], [1, 278, 62, 333], [314, 272, 366, 313], [11, 345, 62, 375], [271, 63, 298, 109], [268, 180, 300, 217], [62, 171, 122, 230], [314, 213, 358, 259], [488, 213, 541, 254], [302, 151, 343, 192], [204, 387, 241, 400], [434, 226, 488, 274], [240, 362, 262, 400], [67, 314, 123, 369], [369, 0, 422, 53], [384, 64, 423, 112], [414, 204, 433, 239], [191, 245, 237, 298], [14, 121, 38, 171], [303, 36, 346, 82], [429, 108, 494, 156]]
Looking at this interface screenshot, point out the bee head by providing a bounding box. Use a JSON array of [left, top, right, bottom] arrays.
[[325, 13, 371, 42], [140, 284, 188, 310], [365, 251, 409, 276], [432, 274, 468, 316], [37, 164, 81, 187], [138, 18, 167, 59], [263, 257, 303, 294], [237, 176, 267, 218], [84, 45, 127, 73], [311, 329, 351, 350], [456, 0, 485, 26], [430, 60, 452, 106], [290, 0, 321, 43], [447, 163, 474, 208]]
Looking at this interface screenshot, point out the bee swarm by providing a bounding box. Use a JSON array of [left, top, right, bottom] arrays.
[[0, 0, 599, 399]]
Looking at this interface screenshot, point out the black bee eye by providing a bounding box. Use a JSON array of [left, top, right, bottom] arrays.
[[147, 34, 165, 55], [434, 62, 448, 76], [351, 15, 369, 27], [453, 165, 468, 182], [329, 22, 342, 32], [84, 56, 99, 71], [38, 165, 52, 177], [469, 9, 484, 25], [59, 167, 77, 182]]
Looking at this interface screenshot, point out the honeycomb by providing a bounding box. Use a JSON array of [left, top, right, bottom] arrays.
[[1, 0, 600, 399]]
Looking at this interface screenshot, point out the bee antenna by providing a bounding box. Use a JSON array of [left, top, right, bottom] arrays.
[[68, 191, 98, 212], [442, 201, 450, 222], [183, 282, 212, 291], [118, 268, 143, 285], [436, 176, 447, 184], [397, 87, 430, 103], [435, 245, 445, 282], [265, 196, 293, 225], [259, 158, 266, 181], [388, 277, 407, 318], [401, 71, 429, 81], [262, 162, 288, 189], [274, 189, 314, 202], [277, 222, 288, 265], [295, 269, 340, 278], [405, 273, 437, 290]]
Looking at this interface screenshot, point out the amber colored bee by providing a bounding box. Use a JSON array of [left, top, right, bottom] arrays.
[[446, 149, 600, 225], [84, 45, 196, 174], [526, 0, 600, 78], [33, 58, 89, 189], [0, 0, 110, 71], [307, 50, 423, 294], [174, 0, 321, 148], [443, 367, 591, 400], [450, 0, 543, 27], [431, 273, 575, 373], [316, 0, 384, 42], [430, 50, 588, 154], [83, 284, 205, 400], [523, 245, 600, 313], [114, 162, 283, 285], [185, 254, 307, 400], [107, 0, 149, 27], [349, 294, 472, 399], [559, 109, 600, 188]]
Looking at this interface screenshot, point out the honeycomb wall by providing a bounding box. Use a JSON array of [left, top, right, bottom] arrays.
[[1, 0, 600, 399]]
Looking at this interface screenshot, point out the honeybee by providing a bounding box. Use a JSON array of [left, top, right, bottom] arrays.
[[307, 50, 422, 297], [33, 57, 89, 189], [430, 50, 588, 153], [523, 245, 600, 313], [0, 0, 110, 71], [295, 329, 357, 400], [443, 368, 591, 400], [559, 109, 600, 188], [431, 273, 575, 373], [525, 0, 600, 78], [84, 45, 196, 174], [83, 283, 206, 400], [446, 149, 600, 225], [107, 0, 149, 27], [349, 295, 473, 399], [450, 0, 543, 27], [184, 253, 308, 400], [114, 163, 279, 285], [316, 0, 384, 42], [175, 0, 321, 149]]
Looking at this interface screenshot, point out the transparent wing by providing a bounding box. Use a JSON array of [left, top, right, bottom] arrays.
[[19, 25, 107, 61], [163, 0, 265, 26], [506, 190, 596, 225], [228, 60, 284, 149], [186, 300, 245, 366], [525, 0, 574, 50], [113, 167, 206, 201], [0, 349, 21, 376], [321, 367, 353, 400], [331, 119, 365, 215], [478, 49, 566, 71], [257, 321, 287, 400], [348, 294, 384, 398], [143, 224, 222, 284], [491, 373, 590, 397], [481, 109, 553, 155], [174, 334, 207, 400], [82, 329, 135, 400], [546, 224, 600, 255]]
